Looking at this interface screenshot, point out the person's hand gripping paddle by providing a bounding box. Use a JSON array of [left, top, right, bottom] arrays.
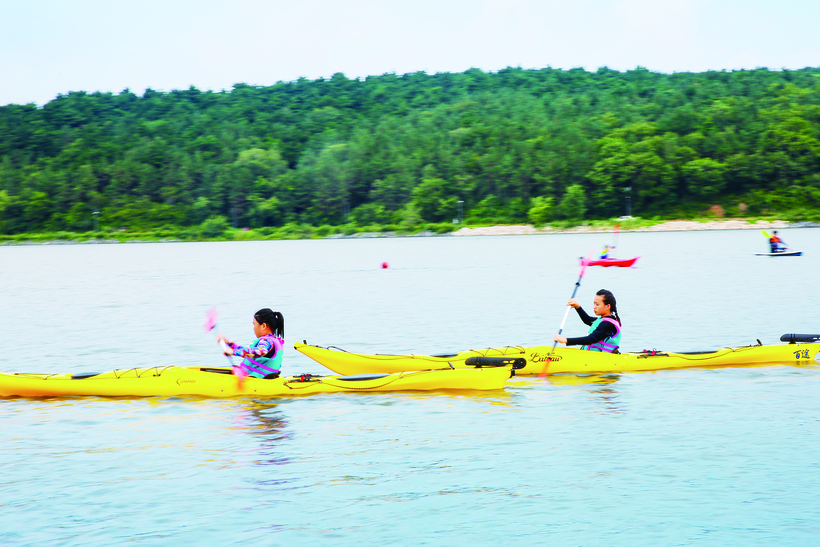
[[203, 307, 247, 386], [539, 256, 592, 378]]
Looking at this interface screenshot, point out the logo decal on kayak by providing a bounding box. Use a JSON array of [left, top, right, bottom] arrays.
[[794, 349, 811, 360], [176, 379, 195, 385], [530, 352, 562, 363]]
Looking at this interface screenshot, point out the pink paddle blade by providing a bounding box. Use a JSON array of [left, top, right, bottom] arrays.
[[579, 257, 590, 277], [203, 307, 218, 332], [538, 355, 552, 378], [233, 365, 247, 387]]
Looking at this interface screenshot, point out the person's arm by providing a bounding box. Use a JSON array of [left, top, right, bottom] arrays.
[[575, 306, 595, 326], [229, 337, 275, 358], [565, 320, 618, 347], [554, 302, 595, 344]]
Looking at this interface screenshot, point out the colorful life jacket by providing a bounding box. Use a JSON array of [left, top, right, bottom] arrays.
[[241, 335, 284, 379], [582, 317, 621, 353]]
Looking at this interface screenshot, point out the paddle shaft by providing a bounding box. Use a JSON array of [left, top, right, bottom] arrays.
[[545, 305, 572, 358], [539, 274, 585, 377], [219, 339, 237, 366], [204, 309, 243, 383], [547, 275, 584, 348], [556, 277, 584, 339]]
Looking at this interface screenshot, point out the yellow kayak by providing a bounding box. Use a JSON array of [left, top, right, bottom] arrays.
[[295, 337, 820, 376], [0, 364, 512, 399]]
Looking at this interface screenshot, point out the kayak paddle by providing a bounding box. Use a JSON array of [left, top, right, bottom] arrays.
[[204, 307, 246, 384], [539, 255, 592, 378], [203, 306, 218, 333]]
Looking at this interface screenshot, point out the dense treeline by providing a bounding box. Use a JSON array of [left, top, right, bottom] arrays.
[[2, 66, 820, 234]]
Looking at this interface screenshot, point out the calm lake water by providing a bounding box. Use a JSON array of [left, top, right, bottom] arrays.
[[2, 229, 820, 546]]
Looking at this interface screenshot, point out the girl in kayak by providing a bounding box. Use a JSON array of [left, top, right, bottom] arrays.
[[553, 289, 622, 353], [217, 308, 285, 379]]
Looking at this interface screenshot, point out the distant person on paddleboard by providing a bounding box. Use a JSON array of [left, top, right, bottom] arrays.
[[217, 308, 285, 379], [553, 289, 622, 353], [769, 231, 786, 253]]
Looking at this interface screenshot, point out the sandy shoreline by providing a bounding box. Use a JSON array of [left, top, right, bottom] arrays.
[[2, 219, 814, 246], [452, 219, 795, 237]]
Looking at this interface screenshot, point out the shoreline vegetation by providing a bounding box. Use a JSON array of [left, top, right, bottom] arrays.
[[1, 217, 812, 245], [3, 67, 820, 243]]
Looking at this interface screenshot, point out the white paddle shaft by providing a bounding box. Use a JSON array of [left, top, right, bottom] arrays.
[[219, 339, 232, 354], [556, 305, 573, 336]]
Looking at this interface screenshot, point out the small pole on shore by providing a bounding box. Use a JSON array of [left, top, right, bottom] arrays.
[[624, 187, 632, 217]]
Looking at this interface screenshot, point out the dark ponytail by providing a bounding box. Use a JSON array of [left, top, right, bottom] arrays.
[[596, 289, 621, 326], [254, 308, 284, 338]]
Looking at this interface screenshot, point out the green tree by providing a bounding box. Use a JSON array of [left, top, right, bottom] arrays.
[[411, 177, 458, 222], [350, 202, 393, 225], [1, 66, 820, 234], [682, 158, 727, 198], [527, 196, 554, 224], [23, 190, 53, 229], [200, 215, 229, 238], [554, 184, 587, 221], [0, 190, 13, 233]]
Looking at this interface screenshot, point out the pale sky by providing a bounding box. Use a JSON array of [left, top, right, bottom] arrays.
[[1, 0, 819, 106]]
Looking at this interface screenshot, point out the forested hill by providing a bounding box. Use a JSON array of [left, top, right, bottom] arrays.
[[2, 66, 820, 234]]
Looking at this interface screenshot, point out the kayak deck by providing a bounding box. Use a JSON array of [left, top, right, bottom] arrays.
[[0, 365, 511, 398], [295, 341, 820, 376]]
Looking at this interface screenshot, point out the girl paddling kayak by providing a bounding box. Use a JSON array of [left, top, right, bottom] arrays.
[[553, 289, 622, 353], [217, 308, 285, 379]]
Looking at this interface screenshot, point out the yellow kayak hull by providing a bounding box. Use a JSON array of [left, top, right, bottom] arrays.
[[0, 365, 510, 398], [294, 342, 820, 376]]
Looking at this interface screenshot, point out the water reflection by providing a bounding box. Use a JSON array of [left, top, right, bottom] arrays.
[[549, 373, 626, 414], [546, 373, 620, 386], [397, 389, 515, 406], [232, 401, 292, 469], [591, 386, 625, 414], [522, 373, 626, 414]]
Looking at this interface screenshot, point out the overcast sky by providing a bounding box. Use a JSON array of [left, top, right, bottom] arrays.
[[2, 0, 818, 106]]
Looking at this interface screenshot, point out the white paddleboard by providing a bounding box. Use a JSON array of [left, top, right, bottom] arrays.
[[754, 250, 803, 256]]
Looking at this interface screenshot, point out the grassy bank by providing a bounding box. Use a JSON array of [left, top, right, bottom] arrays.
[[0, 221, 459, 244], [0, 215, 806, 245]]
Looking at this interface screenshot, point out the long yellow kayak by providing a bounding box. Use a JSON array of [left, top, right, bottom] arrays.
[[0, 365, 511, 398], [295, 337, 820, 376]]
